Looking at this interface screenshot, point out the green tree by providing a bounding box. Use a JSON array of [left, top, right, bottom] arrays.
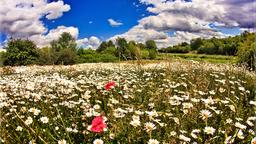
[[237, 32, 256, 71], [97, 41, 108, 53], [145, 40, 157, 50], [3, 39, 39, 66], [190, 38, 203, 51], [145, 40, 157, 59], [116, 38, 130, 60], [50, 32, 78, 65], [37, 47, 55, 65]]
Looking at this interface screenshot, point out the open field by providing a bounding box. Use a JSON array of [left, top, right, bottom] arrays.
[[158, 53, 237, 64], [0, 62, 256, 143]]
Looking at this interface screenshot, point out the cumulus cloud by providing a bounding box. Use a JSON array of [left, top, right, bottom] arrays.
[[0, 0, 79, 47], [111, 0, 255, 48], [108, 19, 123, 27], [76, 36, 101, 49], [29, 26, 79, 47], [0, 0, 71, 38]]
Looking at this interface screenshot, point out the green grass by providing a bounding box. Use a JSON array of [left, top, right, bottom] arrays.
[[158, 53, 237, 64]]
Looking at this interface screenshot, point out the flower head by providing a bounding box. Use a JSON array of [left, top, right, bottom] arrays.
[[58, 139, 66, 144], [105, 81, 116, 90], [204, 126, 215, 135], [40, 116, 49, 124], [148, 139, 159, 144], [93, 139, 104, 144], [90, 116, 107, 133]]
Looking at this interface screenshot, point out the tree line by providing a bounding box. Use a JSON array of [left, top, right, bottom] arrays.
[[0, 32, 158, 66], [0, 31, 255, 70], [160, 32, 255, 55], [160, 32, 255, 70]]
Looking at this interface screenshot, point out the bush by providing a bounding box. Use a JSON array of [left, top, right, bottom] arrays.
[[99, 54, 118, 62], [148, 49, 157, 59], [140, 49, 149, 59], [237, 34, 256, 71], [3, 39, 39, 66]]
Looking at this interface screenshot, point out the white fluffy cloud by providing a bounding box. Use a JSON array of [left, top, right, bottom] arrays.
[[76, 36, 101, 49], [29, 26, 79, 47], [0, 0, 70, 38], [0, 0, 102, 48], [108, 19, 123, 27], [111, 0, 255, 48]]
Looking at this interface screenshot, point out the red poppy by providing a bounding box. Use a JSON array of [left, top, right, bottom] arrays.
[[105, 81, 116, 90], [90, 116, 107, 133]]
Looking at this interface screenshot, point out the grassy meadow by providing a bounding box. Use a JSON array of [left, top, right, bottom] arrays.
[[158, 53, 237, 64], [0, 61, 255, 144]]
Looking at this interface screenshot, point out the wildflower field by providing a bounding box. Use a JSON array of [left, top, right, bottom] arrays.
[[0, 61, 256, 144]]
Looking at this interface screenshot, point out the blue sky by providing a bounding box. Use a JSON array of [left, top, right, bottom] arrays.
[[0, 0, 254, 48], [44, 0, 150, 40]]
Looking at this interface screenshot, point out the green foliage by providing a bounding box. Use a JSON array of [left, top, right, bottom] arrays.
[[190, 38, 203, 51], [145, 40, 157, 50], [97, 41, 108, 53], [116, 38, 130, 60], [50, 32, 78, 65], [0, 51, 5, 66], [148, 49, 157, 59], [140, 49, 149, 59], [3, 39, 39, 66], [237, 32, 256, 71], [160, 32, 255, 56], [77, 48, 118, 63], [37, 47, 55, 65], [162, 45, 191, 53]]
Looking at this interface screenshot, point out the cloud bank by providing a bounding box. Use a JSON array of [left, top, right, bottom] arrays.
[[0, 0, 101, 48], [111, 0, 256, 48]]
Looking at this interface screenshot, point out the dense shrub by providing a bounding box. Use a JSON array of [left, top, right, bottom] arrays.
[[237, 33, 256, 71], [3, 39, 39, 66]]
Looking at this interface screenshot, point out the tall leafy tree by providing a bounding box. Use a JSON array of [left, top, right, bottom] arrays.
[[237, 32, 256, 71], [3, 39, 39, 66], [50, 32, 78, 65], [116, 38, 129, 60], [145, 40, 157, 50], [145, 40, 158, 59], [97, 41, 108, 53]]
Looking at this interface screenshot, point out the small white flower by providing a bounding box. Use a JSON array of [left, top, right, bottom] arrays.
[[93, 104, 100, 110], [25, 117, 33, 125], [16, 126, 23, 131], [251, 137, 256, 144], [66, 127, 73, 132], [148, 139, 159, 144], [200, 110, 212, 120], [130, 119, 141, 127], [191, 129, 200, 139], [179, 134, 191, 142], [226, 118, 233, 124], [237, 129, 244, 139], [204, 126, 215, 135], [28, 107, 41, 116], [170, 131, 177, 136], [144, 122, 156, 132], [58, 139, 67, 144], [40, 117, 49, 124], [235, 122, 247, 130], [93, 139, 104, 144]]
